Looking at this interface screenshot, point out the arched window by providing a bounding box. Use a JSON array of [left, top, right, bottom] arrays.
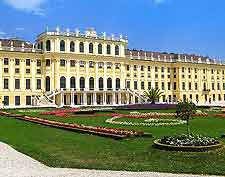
[[70, 77, 76, 89], [106, 44, 111, 54], [60, 40, 65, 52], [99, 77, 103, 90], [116, 78, 120, 90], [107, 78, 112, 90], [98, 44, 102, 54], [40, 41, 43, 50], [203, 83, 206, 90], [70, 41, 75, 52], [80, 77, 85, 90], [60, 76, 66, 89], [46, 40, 51, 51], [89, 43, 93, 53], [89, 77, 94, 90], [115, 45, 119, 56], [45, 76, 50, 91], [79, 42, 84, 53]]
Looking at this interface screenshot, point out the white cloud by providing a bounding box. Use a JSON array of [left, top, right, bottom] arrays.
[[153, 0, 169, 4], [0, 30, 7, 38], [3, 0, 47, 16]]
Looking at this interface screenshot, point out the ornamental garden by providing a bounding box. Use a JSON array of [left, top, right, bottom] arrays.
[[1, 89, 225, 175]]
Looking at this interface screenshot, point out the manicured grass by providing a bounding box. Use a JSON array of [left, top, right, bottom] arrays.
[[1, 108, 225, 175]]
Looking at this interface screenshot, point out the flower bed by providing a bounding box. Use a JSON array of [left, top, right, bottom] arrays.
[[41, 108, 80, 116], [154, 135, 223, 152], [119, 103, 177, 110], [106, 117, 186, 127], [2, 112, 145, 139]]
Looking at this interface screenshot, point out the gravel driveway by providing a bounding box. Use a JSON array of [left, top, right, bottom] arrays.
[[0, 142, 221, 177]]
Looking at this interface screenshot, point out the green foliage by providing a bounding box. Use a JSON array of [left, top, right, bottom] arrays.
[[176, 101, 197, 135], [144, 88, 163, 104]]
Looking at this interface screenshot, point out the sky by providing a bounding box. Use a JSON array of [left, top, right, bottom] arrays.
[[0, 0, 225, 59]]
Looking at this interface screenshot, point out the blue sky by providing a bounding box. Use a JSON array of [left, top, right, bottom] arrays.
[[0, 0, 225, 59]]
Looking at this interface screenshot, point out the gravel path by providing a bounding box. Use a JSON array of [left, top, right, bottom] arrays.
[[0, 142, 221, 177]]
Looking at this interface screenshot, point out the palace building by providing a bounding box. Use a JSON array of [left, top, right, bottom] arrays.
[[0, 27, 225, 108]]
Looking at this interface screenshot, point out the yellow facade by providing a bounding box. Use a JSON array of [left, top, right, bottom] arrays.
[[0, 28, 225, 108]]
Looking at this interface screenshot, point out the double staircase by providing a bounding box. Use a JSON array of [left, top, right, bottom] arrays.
[[126, 88, 147, 103], [34, 90, 61, 107]]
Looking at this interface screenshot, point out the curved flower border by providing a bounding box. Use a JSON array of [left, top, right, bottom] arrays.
[[106, 117, 186, 127]]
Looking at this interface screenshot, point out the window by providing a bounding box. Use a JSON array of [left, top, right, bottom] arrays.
[[80, 77, 85, 90], [223, 83, 225, 90], [126, 65, 130, 71], [141, 65, 144, 71], [60, 40, 65, 51], [37, 79, 41, 89], [161, 67, 164, 73], [4, 79, 9, 89], [70, 41, 75, 52], [99, 78, 104, 90], [167, 67, 171, 73], [15, 79, 20, 89], [70, 77, 76, 89], [155, 67, 158, 72], [141, 81, 145, 90], [182, 67, 185, 73], [107, 78, 112, 90], [98, 44, 102, 54], [15, 59, 20, 65], [182, 82, 185, 90], [173, 68, 176, 73], [213, 94, 216, 101], [212, 83, 215, 90], [134, 65, 137, 71], [89, 77, 94, 90], [89, 43, 94, 53], [107, 62, 112, 69], [126, 80, 130, 89], [26, 96, 32, 106], [115, 63, 120, 69], [155, 74, 158, 79], [46, 40, 51, 51], [203, 69, 206, 74], [60, 76, 66, 89], [189, 82, 192, 90], [70, 60, 76, 67], [134, 81, 138, 90], [148, 66, 151, 72], [26, 69, 30, 74], [218, 83, 220, 90], [37, 60, 41, 66], [98, 62, 104, 69], [89, 61, 94, 68], [37, 69, 41, 74], [211, 69, 214, 74], [155, 82, 159, 89], [173, 82, 177, 90], [60, 59, 66, 66], [188, 68, 191, 73], [116, 78, 120, 90], [26, 79, 31, 89], [195, 83, 198, 90], [106, 44, 111, 54], [79, 42, 84, 53], [3, 96, 9, 106], [162, 82, 165, 90], [168, 82, 171, 90], [4, 68, 8, 73], [26, 59, 30, 66], [79, 61, 85, 67], [15, 68, 19, 74], [148, 82, 151, 90], [115, 45, 119, 56], [15, 96, 20, 106], [46, 59, 50, 66], [4, 58, 8, 65]]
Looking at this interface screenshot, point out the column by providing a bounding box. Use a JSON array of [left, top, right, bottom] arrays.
[[93, 92, 97, 105], [112, 92, 116, 105], [132, 94, 135, 104], [31, 59, 36, 91], [51, 59, 55, 90], [118, 92, 122, 105], [76, 60, 80, 91], [71, 90, 74, 106], [60, 92, 64, 107], [112, 63, 116, 91], [83, 92, 87, 105], [103, 92, 107, 105], [126, 93, 129, 104], [66, 59, 70, 90], [95, 63, 98, 91], [85, 62, 89, 91]]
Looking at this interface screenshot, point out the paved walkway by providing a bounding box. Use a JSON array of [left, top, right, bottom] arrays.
[[0, 142, 222, 177]]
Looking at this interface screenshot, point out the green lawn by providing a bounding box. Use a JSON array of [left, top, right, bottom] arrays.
[[1, 108, 225, 175]]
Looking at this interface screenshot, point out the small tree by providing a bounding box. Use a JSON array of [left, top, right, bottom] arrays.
[[144, 88, 163, 104], [176, 101, 196, 135]]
